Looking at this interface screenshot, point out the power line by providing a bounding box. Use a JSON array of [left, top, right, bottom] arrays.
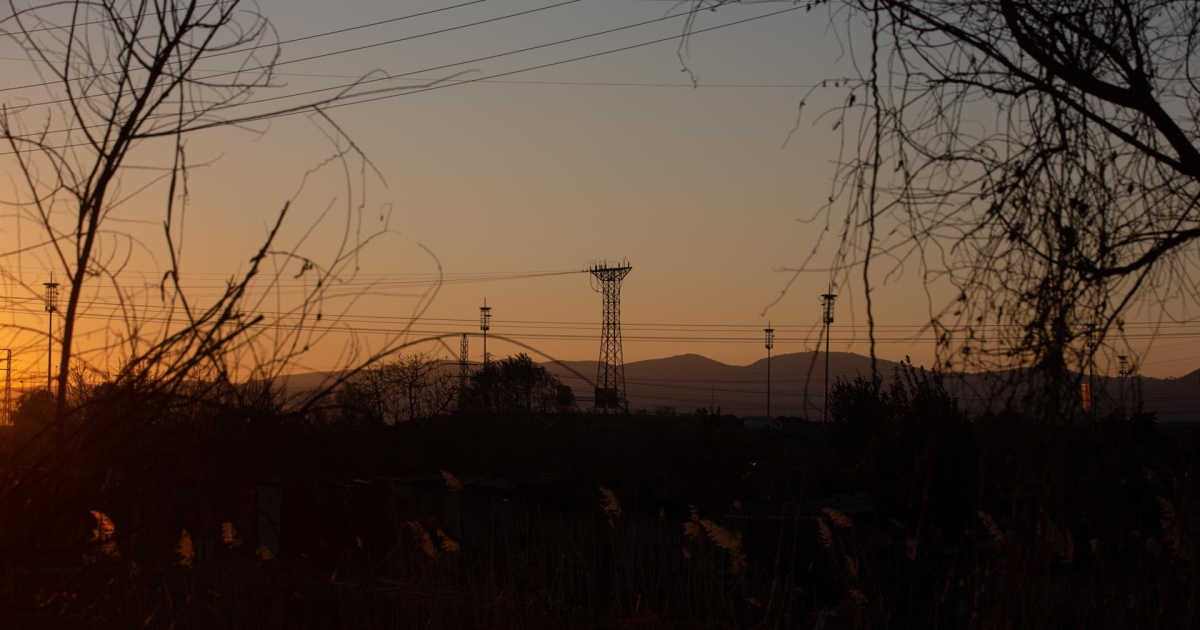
[[0, 0, 494, 94], [0, 1, 231, 37], [1, 1, 812, 153], [9, 305, 1200, 346], [179, 2, 810, 131], [3, 292, 1200, 337], [0, 51, 855, 88], [13, 0, 582, 110]]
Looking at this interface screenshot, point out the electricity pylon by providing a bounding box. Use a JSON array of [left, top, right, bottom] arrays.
[[589, 260, 632, 413]]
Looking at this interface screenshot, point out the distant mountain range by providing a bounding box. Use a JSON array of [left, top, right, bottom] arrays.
[[546, 352, 1199, 423], [278, 351, 1198, 422]]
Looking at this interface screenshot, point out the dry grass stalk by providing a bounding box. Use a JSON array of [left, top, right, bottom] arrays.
[[437, 529, 461, 553], [85, 511, 119, 563], [824, 508, 853, 529], [441, 470, 464, 493], [700, 519, 746, 575], [90, 510, 115, 540], [1040, 519, 1074, 564], [599, 487, 622, 527], [1158, 496, 1176, 522], [978, 511, 1004, 541], [1158, 497, 1189, 559], [817, 518, 835, 550], [845, 555, 858, 577], [221, 522, 242, 549], [256, 546, 274, 561], [408, 521, 440, 561], [176, 530, 194, 569]]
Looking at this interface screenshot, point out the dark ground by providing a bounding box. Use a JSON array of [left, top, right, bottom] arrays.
[[1, 410, 1197, 629]]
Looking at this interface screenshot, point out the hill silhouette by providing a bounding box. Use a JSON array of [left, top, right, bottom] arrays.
[[547, 352, 903, 418], [277, 352, 1197, 422], [547, 352, 1196, 422]]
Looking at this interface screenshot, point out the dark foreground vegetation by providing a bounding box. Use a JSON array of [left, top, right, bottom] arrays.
[[0, 361, 1197, 630]]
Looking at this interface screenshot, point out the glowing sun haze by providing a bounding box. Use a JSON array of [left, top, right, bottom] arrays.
[[0, 0, 1194, 385]]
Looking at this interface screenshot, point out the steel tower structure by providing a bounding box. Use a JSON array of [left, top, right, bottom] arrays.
[[589, 261, 632, 413]]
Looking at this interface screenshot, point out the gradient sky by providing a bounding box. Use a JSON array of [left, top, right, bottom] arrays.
[[2, 0, 1197, 387]]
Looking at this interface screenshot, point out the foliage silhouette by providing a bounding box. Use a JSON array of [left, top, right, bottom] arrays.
[[334, 352, 457, 425], [827, 358, 976, 540], [459, 353, 575, 416]]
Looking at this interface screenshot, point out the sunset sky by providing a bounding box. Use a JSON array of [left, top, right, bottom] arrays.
[[2, 0, 1197, 387]]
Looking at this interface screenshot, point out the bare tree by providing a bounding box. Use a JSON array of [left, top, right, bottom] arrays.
[[336, 351, 457, 424], [0, 1, 445, 418], [699, 1, 1200, 411], [1, 0, 285, 415], [392, 351, 457, 421], [0, 0, 446, 561]]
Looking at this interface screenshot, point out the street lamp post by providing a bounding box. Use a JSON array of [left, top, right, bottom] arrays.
[[764, 323, 775, 418], [821, 289, 837, 424], [43, 278, 60, 392], [1086, 323, 1097, 422], [480, 299, 491, 367], [1118, 354, 1129, 420]]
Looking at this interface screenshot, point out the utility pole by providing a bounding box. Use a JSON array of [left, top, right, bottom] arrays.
[[821, 288, 837, 424], [43, 277, 60, 393], [479, 299, 491, 367], [459, 333, 469, 409], [588, 260, 632, 414], [2, 349, 11, 426], [1118, 354, 1129, 420], [1085, 323, 1097, 422], [764, 323, 775, 418]]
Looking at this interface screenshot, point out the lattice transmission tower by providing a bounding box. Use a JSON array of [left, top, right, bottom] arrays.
[[588, 260, 632, 413]]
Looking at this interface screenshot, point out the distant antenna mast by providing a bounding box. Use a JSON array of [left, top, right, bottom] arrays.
[[44, 275, 60, 392], [820, 287, 837, 424], [589, 260, 632, 413], [479, 299, 491, 366]]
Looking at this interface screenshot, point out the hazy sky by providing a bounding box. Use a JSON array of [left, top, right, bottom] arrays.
[[2, 0, 1197, 383]]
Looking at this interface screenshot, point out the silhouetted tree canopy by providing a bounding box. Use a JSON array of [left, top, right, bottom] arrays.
[[827, 359, 976, 538], [461, 354, 573, 415], [335, 352, 456, 424], [11, 389, 55, 433]]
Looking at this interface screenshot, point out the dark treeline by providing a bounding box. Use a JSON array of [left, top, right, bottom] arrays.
[[0, 355, 1196, 629]]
